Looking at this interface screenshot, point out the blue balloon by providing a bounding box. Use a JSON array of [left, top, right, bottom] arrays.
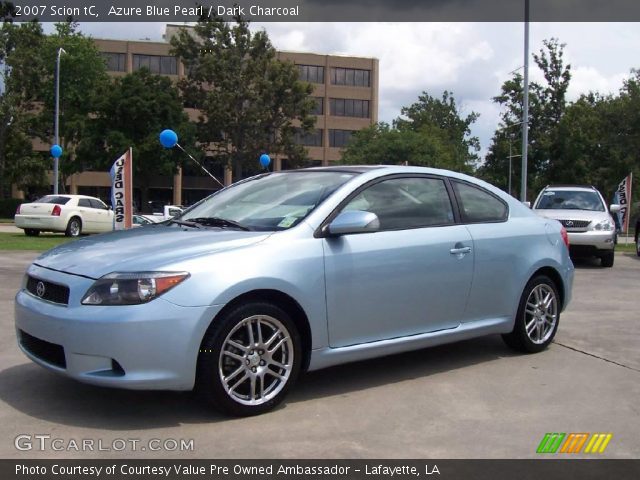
[[50, 144, 63, 158], [159, 129, 178, 148], [259, 153, 271, 168]]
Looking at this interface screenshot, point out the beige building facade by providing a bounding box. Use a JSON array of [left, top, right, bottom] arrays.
[[35, 25, 379, 207]]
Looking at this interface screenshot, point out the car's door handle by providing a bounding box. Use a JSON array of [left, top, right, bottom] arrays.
[[450, 246, 471, 255]]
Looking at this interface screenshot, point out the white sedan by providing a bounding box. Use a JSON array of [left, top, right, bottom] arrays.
[[15, 195, 114, 237]]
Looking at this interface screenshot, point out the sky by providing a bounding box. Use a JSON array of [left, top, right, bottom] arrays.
[[61, 22, 640, 160]]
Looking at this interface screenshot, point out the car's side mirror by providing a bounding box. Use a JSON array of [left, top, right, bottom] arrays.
[[609, 204, 621, 214], [522, 201, 532, 208], [324, 210, 380, 237]]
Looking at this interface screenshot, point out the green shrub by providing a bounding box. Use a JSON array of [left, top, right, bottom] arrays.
[[0, 198, 23, 219]]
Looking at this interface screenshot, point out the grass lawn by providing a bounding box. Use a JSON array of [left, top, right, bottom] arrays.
[[0, 218, 14, 223], [616, 242, 637, 253], [0, 232, 76, 251]]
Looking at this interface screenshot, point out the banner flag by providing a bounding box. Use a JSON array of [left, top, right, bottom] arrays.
[[613, 173, 632, 233], [110, 148, 133, 230]]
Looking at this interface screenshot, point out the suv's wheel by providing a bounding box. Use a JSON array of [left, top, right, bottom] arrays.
[[24, 229, 40, 237], [601, 251, 614, 268], [65, 217, 81, 237], [502, 275, 560, 353], [197, 302, 301, 416]]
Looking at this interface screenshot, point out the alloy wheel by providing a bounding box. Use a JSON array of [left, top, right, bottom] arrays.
[[524, 284, 558, 344]]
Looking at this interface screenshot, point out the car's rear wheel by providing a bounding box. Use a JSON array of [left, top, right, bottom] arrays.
[[502, 275, 560, 353], [197, 302, 301, 416], [601, 251, 614, 268], [24, 229, 40, 237], [65, 217, 81, 237]]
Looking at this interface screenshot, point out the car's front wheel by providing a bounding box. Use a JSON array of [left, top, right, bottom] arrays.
[[65, 217, 81, 237], [502, 275, 560, 353], [601, 250, 614, 268], [197, 302, 301, 416]]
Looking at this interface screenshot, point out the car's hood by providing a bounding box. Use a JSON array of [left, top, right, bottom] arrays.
[[34, 225, 272, 279], [533, 209, 609, 222]]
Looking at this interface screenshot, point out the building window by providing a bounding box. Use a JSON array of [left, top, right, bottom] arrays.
[[329, 129, 355, 148], [298, 64, 324, 84], [295, 129, 323, 147], [329, 98, 370, 118], [331, 67, 370, 87], [311, 97, 324, 115], [101, 52, 126, 72], [133, 54, 178, 75]]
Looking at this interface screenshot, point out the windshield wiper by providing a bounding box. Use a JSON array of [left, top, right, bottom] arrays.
[[188, 217, 251, 231], [166, 218, 202, 229]]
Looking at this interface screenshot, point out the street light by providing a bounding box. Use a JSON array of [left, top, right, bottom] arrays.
[[53, 47, 66, 195], [497, 121, 524, 196], [521, 0, 530, 202]]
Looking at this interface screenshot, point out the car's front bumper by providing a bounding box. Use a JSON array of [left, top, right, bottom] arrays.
[[567, 230, 616, 252], [14, 265, 223, 390]]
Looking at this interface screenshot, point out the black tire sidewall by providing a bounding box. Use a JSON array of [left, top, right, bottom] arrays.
[[66, 218, 81, 237], [197, 302, 302, 417], [512, 275, 560, 353]]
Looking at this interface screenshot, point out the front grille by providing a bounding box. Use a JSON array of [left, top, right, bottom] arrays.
[[559, 219, 591, 229], [19, 330, 66, 368], [26, 276, 69, 305]]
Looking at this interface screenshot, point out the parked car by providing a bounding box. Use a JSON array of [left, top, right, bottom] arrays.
[[132, 214, 162, 227], [15, 195, 114, 237], [15, 166, 574, 416], [532, 185, 620, 267]]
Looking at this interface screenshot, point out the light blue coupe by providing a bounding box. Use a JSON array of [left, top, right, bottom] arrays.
[[15, 166, 574, 416]]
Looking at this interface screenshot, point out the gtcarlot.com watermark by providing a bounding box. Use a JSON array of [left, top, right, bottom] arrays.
[[15, 434, 194, 452]]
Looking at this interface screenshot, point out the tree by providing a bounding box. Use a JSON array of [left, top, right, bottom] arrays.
[[480, 38, 571, 196], [77, 69, 195, 209], [170, 15, 315, 181], [32, 22, 109, 190], [342, 91, 479, 173], [0, 20, 48, 198]]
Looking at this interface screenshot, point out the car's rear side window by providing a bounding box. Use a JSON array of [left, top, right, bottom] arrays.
[[36, 196, 71, 205], [89, 199, 107, 210], [452, 181, 508, 223], [78, 199, 92, 208]]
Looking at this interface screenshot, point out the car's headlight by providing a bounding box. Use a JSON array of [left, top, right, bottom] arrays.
[[82, 272, 189, 305], [594, 220, 614, 231]]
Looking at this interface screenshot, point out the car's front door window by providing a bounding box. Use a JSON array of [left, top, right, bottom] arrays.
[[342, 176, 455, 230]]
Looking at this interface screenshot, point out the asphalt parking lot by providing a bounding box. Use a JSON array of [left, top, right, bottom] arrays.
[[0, 251, 638, 459]]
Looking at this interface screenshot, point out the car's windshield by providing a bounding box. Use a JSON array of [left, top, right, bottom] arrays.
[[534, 190, 605, 211], [35, 196, 71, 205], [180, 171, 355, 231]]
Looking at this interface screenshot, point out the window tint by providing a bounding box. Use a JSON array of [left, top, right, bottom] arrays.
[[453, 181, 508, 223], [78, 198, 92, 208], [297, 65, 324, 84], [101, 52, 126, 72], [133, 54, 177, 75], [343, 177, 455, 230], [89, 199, 107, 210], [534, 190, 605, 212], [35, 196, 71, 205], [331, 67, 370, 87]]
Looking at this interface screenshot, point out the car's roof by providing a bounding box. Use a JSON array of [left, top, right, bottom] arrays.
[[42, 194, 102, 199], [287, 165, 388, 174], [543, 185, 597, 192]]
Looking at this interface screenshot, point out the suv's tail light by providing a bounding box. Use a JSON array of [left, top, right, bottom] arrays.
[[560, 226, 570, 249], [51, 205, 61, 216], [15, 204, 21, 215]]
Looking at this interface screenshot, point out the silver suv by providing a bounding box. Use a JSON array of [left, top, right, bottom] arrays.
[[533, 185, 621, 267]]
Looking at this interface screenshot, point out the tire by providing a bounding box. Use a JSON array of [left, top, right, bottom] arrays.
[[65, 217, 81, 237], [502, 275, 560, 353], [196, 302, 302, 416], [24, 229, 40, 237], [601, 251, 614, 268]]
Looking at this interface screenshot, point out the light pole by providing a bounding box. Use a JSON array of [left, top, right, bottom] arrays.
[[53, 47, 66, 195], [521, 0, 530, 202], [498, 121, 523, 196]]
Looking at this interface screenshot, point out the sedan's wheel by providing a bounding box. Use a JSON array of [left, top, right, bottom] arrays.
[[502, 275, 560, 353], [24, 229, 40, 237], [65, 217, 81, 237], [601, 251, 614, 268], [197, 302, 301, 416]]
